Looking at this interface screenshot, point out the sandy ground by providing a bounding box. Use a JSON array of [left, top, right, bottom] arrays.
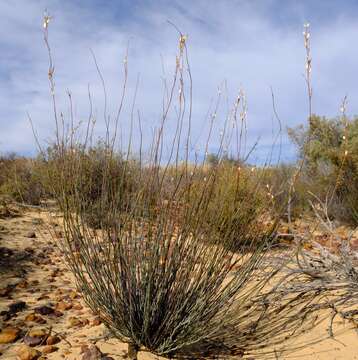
[[0, 207, 357, 359]]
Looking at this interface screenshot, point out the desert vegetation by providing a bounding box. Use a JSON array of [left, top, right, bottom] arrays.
[[0, 12, 357, 360]]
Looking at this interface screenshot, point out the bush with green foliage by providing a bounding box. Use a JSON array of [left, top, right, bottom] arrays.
[[196, 162, 272, 250], [0, 154, 46, 205], [40, 142, 140, 228], [262, 164, 310, 221], [288, 115, 358, 224]]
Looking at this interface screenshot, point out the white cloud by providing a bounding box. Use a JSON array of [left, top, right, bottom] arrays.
[[1, 0, 358, 163]]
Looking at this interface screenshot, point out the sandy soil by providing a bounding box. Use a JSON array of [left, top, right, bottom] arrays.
[[0, 207, 357, 359]]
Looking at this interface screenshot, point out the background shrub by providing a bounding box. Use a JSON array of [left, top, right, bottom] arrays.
[[288, 115, 358, 225], [40, 142, 141, 229], [195, 162, 273, 250], [0, 153, 46, 205]]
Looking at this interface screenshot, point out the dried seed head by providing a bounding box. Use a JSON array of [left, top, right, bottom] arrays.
[[43, 11, 52, 29], [179, 34, 187, 51]]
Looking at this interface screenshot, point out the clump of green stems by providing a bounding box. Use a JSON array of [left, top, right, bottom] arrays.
[[39, 15, 329, 359]]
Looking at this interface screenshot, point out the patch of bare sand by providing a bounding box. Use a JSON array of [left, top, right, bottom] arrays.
[[0, 208, 356, 359]]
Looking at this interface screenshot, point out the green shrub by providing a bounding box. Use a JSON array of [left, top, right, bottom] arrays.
[[40, 142, 140, 228], [0, 154, 46, 205], [288, 115, 358, 224], [262, 164, 311, 221], [195, 163, 273, 250]]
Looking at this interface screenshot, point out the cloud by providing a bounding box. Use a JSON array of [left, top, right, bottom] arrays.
[[1, 0, 358, 163]]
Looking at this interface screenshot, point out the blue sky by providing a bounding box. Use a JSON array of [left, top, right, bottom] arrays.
[[1, 0, 358, 163]]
